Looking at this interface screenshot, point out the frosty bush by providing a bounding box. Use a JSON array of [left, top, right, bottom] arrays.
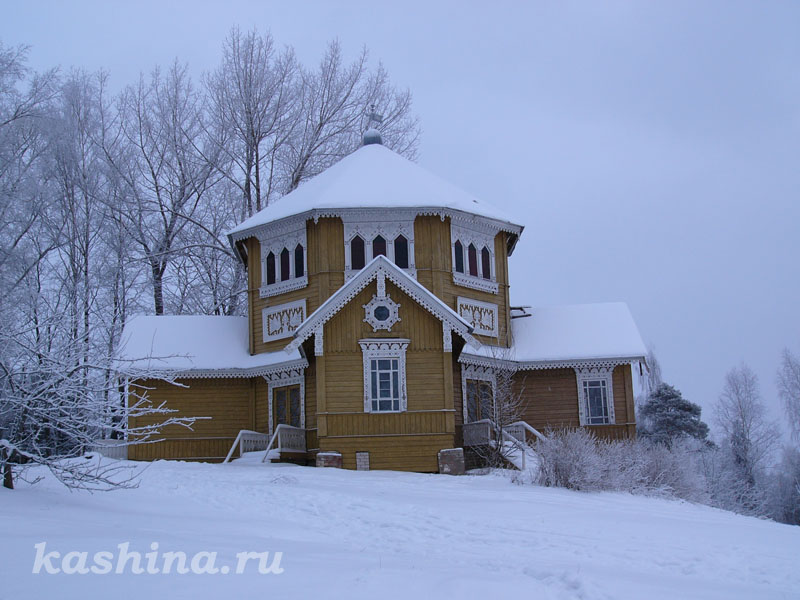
[[534, 429, 708, 502]]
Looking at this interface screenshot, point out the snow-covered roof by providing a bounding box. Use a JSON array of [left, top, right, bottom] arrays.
[[285, 255, 479, 352], [117, 315, 306, 378], [461, 302, 647, 369], [227, 144, 523, 241]]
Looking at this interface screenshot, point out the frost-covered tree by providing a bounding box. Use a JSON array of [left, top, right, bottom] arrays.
[[638, 383, 710, 447], [711, 365, 778, 513], [777, 348, 800, 442]]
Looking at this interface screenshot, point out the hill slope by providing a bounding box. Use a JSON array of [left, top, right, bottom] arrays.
[[2, 456, 798, 599]]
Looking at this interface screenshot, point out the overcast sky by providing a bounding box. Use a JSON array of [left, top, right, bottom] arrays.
[[5, 1, 799, 436]]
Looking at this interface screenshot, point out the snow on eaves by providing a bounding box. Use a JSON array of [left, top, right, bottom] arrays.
[[117, 315, 304, 377], [227, 144, 522, 240], [464, 302, 647, 366]]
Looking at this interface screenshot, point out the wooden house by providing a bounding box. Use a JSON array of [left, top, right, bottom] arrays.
[[119, 132, 647, 471]]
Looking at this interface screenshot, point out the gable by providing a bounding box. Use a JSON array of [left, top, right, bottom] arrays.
[[285, 255, 478, 354], [324, 280, 445, 354]]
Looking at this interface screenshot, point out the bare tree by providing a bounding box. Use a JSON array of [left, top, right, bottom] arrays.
[[777, 348, 800, 442], [205, 27, 298, 218], [282, 40, 420, 193], [109, 62, 219, 315], [714, 364, 778, 510]]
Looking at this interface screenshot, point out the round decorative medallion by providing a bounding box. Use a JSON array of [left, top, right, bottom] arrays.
[[363, 294, 400, 332]]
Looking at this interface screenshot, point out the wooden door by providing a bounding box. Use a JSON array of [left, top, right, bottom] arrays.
[[273, 385, 301, 431]]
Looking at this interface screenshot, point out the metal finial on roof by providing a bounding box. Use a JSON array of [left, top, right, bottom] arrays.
[[363, 104, 384, 146]]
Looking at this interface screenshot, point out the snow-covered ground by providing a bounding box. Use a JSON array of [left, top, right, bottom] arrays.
[[2, 455, 799, 600]]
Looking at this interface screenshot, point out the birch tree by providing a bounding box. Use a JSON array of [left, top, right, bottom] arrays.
[[777, 348, 800, 442]]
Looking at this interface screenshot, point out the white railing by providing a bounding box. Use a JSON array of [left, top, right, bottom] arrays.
[[462, 419, 492, 447], [462, 419, 545, 471], [91, 439, 128, 460], [222, 430, 270, 464], [260, 424, 306, 463]]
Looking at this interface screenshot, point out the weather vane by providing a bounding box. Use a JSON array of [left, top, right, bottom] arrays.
[[367, 104, 383, 129]]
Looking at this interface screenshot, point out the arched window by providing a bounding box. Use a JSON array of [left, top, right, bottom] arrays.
[[294, 244, 304, 278], [373, 235, 386, 257], [481, 246, 491, 280], [266, 252, 276, 285], [280, 248, 290, 281], [394, 235, 409, 269], [351, 235, 365, 270], [454, 240, 464, 273], [468, 243, 478, 277]]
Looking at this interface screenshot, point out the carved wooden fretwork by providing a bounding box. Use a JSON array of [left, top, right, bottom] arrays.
[[460, 364, 497, 424], [342, 209, 416, 279], [358, 339, 410, 413], [314, 325, 323, 356], [262, 300, 306, 342], [257, 216, 308, 298], [265, 370, 306, 435], [363, 292, 401, 332], [574, 366, 616, 426], [450, 222, 499, 294], [457, 297, 499, 337], [443, 326, 453, 353]]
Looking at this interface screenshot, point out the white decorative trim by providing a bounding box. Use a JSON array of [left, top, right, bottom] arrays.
[[459, 351, 642, 373], [575, 366, 616, 426], [457, 297, 499, 337], [461, 364, 497, 424], [262, 300, 306, 342], [343, 210, 417, 280], [451, 222, 499, 294], [230, 208, 522, 244], [314, 326, 323, 356], [257, 216, 308, 298], [130, 358, 309, 380], [266, 371, 306, 435], [359, 339, 410, 413], [363, 293, 401, 332], [259, 275, 308, 299], [285, 256, 479, 353], [452, 272, 499, 294], [443, 326, 452, 353]]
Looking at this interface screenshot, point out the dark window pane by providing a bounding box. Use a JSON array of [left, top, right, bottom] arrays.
[[266, 252, 276, 285], [466, 381, 478, 422], [393, 400, 399, 411], [481, 247, 491, 280], [294, 244, 304, 278], [373, 235, 386, 257], [454, 240, 464, 273], [392, 371, 399, 398], [280, 248, 290, 281], [374, 305, 390, 321], [479, 382, 493, 422], [394, 235, 409, 268], [275, 389, 287, 427], [371, 372, 377, 399], [468, 244, 478, 277], [289, 387, 301, 428], [351, 236, 365, 270], [378, 359, 391, 370]]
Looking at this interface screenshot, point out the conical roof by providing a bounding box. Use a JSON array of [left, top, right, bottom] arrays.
[[227, 144, 522, 240]]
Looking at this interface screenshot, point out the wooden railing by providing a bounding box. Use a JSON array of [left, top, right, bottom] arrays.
[[222, 430, 270, 464]]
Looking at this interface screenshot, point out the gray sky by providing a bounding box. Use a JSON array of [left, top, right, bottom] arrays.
[[5, 1, 799, 436]]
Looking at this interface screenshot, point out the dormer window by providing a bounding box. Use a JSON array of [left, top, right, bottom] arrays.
[[451, 223, 499, 294], [344, 216, 416, 278], [259, 223, 308, 298]]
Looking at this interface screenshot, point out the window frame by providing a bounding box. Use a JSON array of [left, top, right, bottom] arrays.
[[259, 225, 308, 298], [575, 367, 616, 426], [450, 223, 498, 294], [359, 339, 410, 414]]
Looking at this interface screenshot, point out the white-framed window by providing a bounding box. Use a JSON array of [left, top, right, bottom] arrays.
[[575, 367, 615, 426], [259, 223, 308, 298], [461, 364, 496, 423], [451, 223, 498, 294], [344, 217, 416, 278], [359, 339, 409, 413]]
